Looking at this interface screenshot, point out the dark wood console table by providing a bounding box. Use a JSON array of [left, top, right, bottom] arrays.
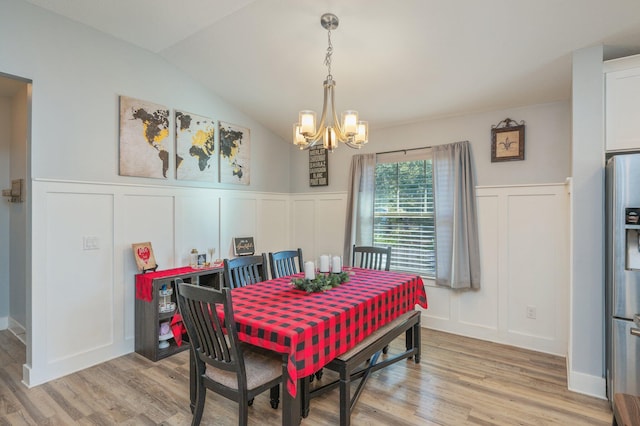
[[134, 266, 223, 361]]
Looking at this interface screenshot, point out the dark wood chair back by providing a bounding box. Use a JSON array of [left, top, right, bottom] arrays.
[[352, 245, 392, 271], [268, 248, 304, 279], [177, 283, 242, 373], [223, 254, 268, 289], [176, 282, 282, 425]]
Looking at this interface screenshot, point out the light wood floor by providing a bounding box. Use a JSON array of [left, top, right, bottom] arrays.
[[0, 328, 612, 425]]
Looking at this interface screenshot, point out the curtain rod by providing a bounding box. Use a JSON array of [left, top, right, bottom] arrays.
[[376, 146, 432, 156]]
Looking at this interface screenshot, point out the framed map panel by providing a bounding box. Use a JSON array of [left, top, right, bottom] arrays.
[[175, 110, 216, 181], [219, 121, 250, 185], [119, 96, 170, 178]]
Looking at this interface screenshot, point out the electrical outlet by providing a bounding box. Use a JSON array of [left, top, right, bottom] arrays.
[[526, 305, 537, 319]]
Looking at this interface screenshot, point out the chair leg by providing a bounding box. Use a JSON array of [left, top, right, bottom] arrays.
[[269, 385, 280, 409], [414, 322, 421, 363], [239, 398, 249, 426], [315, 369, 323, 380], [191, 383, 206, 426], [382, 344, 389, 354]]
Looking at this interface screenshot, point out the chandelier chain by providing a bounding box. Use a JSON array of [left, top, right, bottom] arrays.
[[324, 29, 333, 79]]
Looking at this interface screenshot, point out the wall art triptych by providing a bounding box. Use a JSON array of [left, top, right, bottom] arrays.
[[118, 95, 251, 185]]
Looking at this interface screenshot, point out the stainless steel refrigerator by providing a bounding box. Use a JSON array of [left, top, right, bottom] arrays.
[[605, 153, 640, 405]]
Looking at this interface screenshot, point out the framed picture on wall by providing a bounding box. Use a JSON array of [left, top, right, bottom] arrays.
[[219, 121, 251, 185], [119, 96, 170, 178], [491, 118, 525, 162], [309, 145, 328, 186], [175, 110, 216, 181]]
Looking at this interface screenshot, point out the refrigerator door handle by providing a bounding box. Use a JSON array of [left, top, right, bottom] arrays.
[[635, 314, 640, 327], [632, 327, 640, 337]]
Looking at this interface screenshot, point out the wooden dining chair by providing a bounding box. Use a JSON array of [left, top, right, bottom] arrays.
[[352, 245, 393, 354], [352, 245, 391, 271], [268, 248, 304, 279], [223, 254, 268, 289], [176, 282, 282, 426]]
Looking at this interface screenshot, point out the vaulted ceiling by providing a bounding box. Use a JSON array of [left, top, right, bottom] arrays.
[[18, 0, 640, 141]]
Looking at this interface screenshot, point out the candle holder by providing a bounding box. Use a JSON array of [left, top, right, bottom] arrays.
[[291, 271, 350, 293]]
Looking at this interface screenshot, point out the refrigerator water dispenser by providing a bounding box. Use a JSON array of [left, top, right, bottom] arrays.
[[625, 228, 640, 270]]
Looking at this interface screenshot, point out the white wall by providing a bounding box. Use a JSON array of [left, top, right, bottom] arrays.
[[569, 46, 606, 398], [0, 0, 599, 399], [27, 180, 291, 386], [290, 192, 349, 262], [426, 183, 569, 355], [290, 183, 570, 358], [289, 101, 571, 192], [0, 0, 290, 193], [0, 0, 293, 386]]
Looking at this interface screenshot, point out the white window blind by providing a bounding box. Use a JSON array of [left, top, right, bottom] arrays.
[[374, 149, 435, 277]]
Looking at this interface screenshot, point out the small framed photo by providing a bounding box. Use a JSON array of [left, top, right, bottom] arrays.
[[491, 118, 525, 162], [197, 253, 207, 267]]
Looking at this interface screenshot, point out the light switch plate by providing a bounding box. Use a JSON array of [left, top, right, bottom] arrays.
[[83, 236, 100, 250]]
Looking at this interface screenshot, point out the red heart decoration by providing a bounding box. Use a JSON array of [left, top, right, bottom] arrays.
[[137, 247, 151, 264]]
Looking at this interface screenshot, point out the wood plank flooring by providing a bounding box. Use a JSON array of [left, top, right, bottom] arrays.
[[0, 328, 612, 425]]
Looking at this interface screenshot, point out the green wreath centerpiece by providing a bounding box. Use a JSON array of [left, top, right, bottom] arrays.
[[291, 271, 350, 293]]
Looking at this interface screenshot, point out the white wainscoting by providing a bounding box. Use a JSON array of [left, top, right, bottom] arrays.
[[290, 192, 348, 262], [423, 182, 570, 356], [27, 179, 290, 387], [25, 180, 569, 387], [289, 184, 570, 356]]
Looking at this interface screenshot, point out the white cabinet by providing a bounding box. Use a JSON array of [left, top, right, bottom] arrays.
[[605, 54, 640, 152]]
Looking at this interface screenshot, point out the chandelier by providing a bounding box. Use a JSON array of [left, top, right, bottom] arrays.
[[293, 13, 369, 151]]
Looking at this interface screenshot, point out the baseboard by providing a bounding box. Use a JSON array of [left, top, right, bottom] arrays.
[[8, 318, 26, 344], [568, 369, 607, 399]]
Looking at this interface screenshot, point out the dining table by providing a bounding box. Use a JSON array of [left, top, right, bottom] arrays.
[[189, 267, 428, 426]]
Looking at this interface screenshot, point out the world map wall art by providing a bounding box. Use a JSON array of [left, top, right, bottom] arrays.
[[219, 121, 251, 185], [119, 96, 170, 179], [175, 110, 216, 181]]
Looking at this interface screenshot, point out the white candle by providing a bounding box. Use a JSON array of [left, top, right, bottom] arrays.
[[304, 261, 316, 280], [332, 256, 342, 273], [319, 255, 330, 273]]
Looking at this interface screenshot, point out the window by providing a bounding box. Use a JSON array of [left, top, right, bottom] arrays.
[[373, 156, 435, 277]]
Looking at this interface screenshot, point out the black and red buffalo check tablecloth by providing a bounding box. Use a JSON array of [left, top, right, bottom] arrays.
[[229, 268, 428, 397]]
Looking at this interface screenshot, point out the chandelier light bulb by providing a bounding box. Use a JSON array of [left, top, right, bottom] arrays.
[[299, 111, 316, 135], [342, 111, 358, 136], [354, 121, 369, 145], [293, 124, 307, 148]]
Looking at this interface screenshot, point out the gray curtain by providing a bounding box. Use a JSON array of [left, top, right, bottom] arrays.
[[343, 153, 376, 265], [432, 141, 481, 289]]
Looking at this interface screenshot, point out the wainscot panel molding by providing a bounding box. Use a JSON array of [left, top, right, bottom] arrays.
[[28, 179, 290, 387], [25, 181, 570, 388], [289, 192, 347, 264], [423, 182, 570, 357]]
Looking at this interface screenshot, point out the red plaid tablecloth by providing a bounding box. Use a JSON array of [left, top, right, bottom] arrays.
[[229, 268, 428, 397], [135, 266, 222, 302]]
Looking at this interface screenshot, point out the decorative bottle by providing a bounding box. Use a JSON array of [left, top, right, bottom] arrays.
[[189, 249, 198, 267]]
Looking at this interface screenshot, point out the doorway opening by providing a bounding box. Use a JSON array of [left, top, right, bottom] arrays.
[[0, 71, 31, 382]]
